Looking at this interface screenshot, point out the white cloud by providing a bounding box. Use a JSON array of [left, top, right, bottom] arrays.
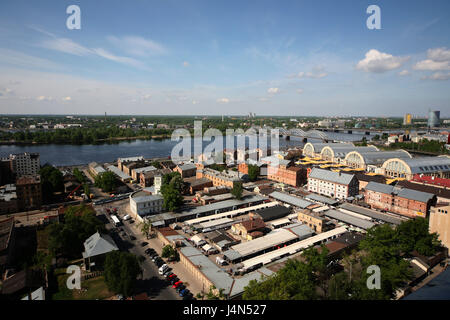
[[356, 49, 409, 73], [107, 36, 167, 57], [183, 61, 190, 67], [289, 67, 328, 79], [427, 47, 450, 62], [0, 48, 63, 70], [217, 98, 229, 103], [413, 59, 450, 71], [40, 38, 92, 56], [296, 88, 304, 94], [267, 87, 280, 94], [91, 48, 149, 70], [398, 70, 410, 76], [421, 72, 450, 81]]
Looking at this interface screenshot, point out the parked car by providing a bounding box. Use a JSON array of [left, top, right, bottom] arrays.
[[172, 281, 183, 289], [167, 273, 176, 279], [155, 260, 164, 268], [130, 235, 136, 241], [176, 285, 185, 293], [123, 214, 131, 221], [163, 271, 173, 278], [179, 289, 189, 297], [140, 242, 148, 247], [145, 248, 154, 254], [128, 220, 134, 224], [169, 277, 179, 284]]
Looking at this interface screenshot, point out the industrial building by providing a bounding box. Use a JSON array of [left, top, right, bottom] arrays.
[[320, 145, 378, 163], [302, 142, 354, 158], [344, 150, 412, 171], [381, 156, 450, 179]]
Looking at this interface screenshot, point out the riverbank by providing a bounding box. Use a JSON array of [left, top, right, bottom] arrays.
[[0, 134, 172, 146]]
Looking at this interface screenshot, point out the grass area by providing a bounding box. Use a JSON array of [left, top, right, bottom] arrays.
[[51, 268, 114, 300]]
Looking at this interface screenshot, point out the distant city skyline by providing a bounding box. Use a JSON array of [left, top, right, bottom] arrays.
[[0, 0, 449, 117]]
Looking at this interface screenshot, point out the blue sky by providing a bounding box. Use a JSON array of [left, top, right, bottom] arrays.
[[0, 0, 449, 117]]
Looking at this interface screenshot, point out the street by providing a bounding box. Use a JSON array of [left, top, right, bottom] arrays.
[[99, 205, 181, 300]]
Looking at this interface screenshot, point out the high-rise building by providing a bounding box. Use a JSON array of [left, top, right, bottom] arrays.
[[16, 175, 42, 211], [428, 110, 440, 128], [8, 153, 40, 178], [403, 113, 412, 125]]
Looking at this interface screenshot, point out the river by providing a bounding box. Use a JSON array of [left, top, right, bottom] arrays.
[[0, 132, 374, 166]]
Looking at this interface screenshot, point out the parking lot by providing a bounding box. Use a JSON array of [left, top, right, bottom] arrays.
[[98, 204, 187, 300]]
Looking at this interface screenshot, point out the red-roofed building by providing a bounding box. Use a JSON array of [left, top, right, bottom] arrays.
[[411, 174, 450, 189]]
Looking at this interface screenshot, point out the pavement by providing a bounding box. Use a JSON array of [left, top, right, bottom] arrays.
[[98, 204, 181, 300]]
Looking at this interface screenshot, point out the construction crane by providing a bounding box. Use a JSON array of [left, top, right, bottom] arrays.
[[66, 183, 82, 200]]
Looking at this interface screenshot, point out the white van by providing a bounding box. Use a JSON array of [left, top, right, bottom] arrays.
[[123, 214, 131, 221], [158, 264, 169, 275]]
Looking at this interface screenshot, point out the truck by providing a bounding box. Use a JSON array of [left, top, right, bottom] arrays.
[[111, 215, 121, 227]]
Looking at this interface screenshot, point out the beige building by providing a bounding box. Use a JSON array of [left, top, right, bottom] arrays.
[[297, 209, 329, 233], [429, 203, 450, 249]]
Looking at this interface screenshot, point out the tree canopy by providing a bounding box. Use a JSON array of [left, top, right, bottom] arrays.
[[104, 251, 142, 297], [39, 164, 64, 203], [247, 164, 260, 181], [231, 182, 243, 200], [161, 172, 184, 211], [94, 171, 117, 192], [48, 204, 105, 258]]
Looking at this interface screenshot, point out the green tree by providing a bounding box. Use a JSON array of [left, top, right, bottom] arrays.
[[139, 220, 152, 239], [48, 204, 105, 258], [161, 172, 184, 211], [231, 182, 243, 200], [94, 171, 117, 192], [104, 251, 142, 297], [247, 164, 260, 181], [39, 164, 64, 203], [161, 245, 178, 261]]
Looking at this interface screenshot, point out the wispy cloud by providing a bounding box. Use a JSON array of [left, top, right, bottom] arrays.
[[31, 26, 152, 70], [107, 35, 167, 57]]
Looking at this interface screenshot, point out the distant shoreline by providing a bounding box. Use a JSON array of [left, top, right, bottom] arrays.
[[0, 134, 172, 146]]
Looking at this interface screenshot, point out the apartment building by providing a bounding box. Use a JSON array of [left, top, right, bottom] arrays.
[[267, 165, 305, 187], [16, 175, 42, 211], [364, 181, 436, 218], [140, 168, 171, 187], [307, 168, 359, 199], [196, 168, 243, 188], [129, 191, 164, 220], [429, 203, 450, 249], [7, 153, 40, 177]]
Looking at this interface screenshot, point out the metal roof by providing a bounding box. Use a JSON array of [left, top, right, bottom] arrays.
[[230, 228, 298, 257], [324, 209, 376, 230], [133, 166, 157, 174], [178, 195, 267, 219], [178, 163, 197, 171], [339, 203, 404, 225], [106, 165, 131, 180], [82, 232, 119, 258], [269, 191, 312, 208], [305, 193, 339, 205], [365, 181, 435, 203], [309, 168, 355, 185], [131, 193, 163, 204]]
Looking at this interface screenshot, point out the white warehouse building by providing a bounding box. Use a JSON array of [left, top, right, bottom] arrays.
[[129, 191, 164, 221]]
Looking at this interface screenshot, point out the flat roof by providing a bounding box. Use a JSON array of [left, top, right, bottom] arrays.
[[269, 191, 312, 209], [305, 193, 339, 206], [198, 217, 234, 229], [107, 165, 131, 180], [184, 201, 279, 225], [230, 228, 298, 258], [324, 209, 376, 230], [338, 203, 405, 225], [178, 194, 267, 220], [241, 227, 347, 271]]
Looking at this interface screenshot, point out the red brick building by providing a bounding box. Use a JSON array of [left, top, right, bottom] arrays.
[[364, 181, 436, 218]]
